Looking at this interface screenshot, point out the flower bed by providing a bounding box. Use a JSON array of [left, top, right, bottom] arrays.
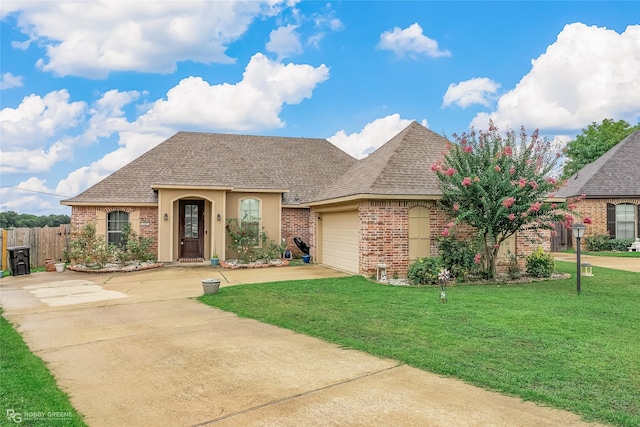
[[219, 259, 289, 269]]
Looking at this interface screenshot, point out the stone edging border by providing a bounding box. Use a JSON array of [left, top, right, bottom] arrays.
[[67, 263, 164, 274]]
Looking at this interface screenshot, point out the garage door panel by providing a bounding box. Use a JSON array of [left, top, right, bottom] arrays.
[[321, 211, 359, 274]]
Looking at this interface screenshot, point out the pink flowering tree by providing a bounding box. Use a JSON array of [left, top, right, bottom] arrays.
[[433, 121, 574, 278]]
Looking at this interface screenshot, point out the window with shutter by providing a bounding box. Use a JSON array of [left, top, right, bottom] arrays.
[[606, 203, 615, 238]]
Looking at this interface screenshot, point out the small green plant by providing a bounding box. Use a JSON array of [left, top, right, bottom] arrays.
[[259, 239, 287, 262], [525, 246, 555, 278], [506, 250, 522, 280], [407, 257, 442, 285]]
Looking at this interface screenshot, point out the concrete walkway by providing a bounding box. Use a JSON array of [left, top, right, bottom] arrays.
[[1, 265, 604, 426], [552, 252, 640, 273]]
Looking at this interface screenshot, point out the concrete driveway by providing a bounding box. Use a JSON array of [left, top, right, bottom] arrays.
[[552, 252, 640, 273], [1, 265, 603, 426]]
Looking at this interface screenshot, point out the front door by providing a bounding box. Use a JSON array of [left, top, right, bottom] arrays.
[[179, 200, 204, 259]]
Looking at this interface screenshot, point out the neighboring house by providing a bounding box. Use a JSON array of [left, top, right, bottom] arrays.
[[62, 122, 543, 277], [557, 130, 640, 245]]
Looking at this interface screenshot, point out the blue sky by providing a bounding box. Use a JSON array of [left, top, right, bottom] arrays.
[[1, 1, 638, 216]]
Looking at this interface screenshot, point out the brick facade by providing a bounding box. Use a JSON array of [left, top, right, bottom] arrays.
[[281, 207, 311, 256], [573, 198, 640, 249], [308, 199, 551, 278], [359, 200, 440, 278], [70, 205, 159, 255]]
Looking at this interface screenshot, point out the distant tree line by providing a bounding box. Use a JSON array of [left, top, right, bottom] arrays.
[[0, 211, 71, 229]]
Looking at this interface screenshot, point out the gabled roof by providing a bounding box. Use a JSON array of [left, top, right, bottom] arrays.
[[63, 132, 356, 205], [557, 130, 640, 198], [311, 122, 450, 203]]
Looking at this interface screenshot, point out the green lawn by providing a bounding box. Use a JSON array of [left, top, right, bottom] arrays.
[[0, 309, 86, 426], [200, 261, 640, 427]]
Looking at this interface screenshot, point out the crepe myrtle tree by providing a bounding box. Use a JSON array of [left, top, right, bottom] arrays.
[[433, 121, 583, 278]]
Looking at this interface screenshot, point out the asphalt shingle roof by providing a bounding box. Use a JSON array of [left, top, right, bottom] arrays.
[[557, 130, 640, 198], [312, 122, 451, 202], [63, 132, 356, 205], [63, 122, 452, 206]]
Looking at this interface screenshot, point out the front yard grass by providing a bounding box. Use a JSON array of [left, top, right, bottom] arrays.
[[0, 309, 86, 426], [200, 261, 639, 427]]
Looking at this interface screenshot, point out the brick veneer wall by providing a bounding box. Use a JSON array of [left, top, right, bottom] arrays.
[[574, 198, 639, 249], [70, 205, 159, 255], [359, 200, 444, 278], [307, 199, 553, 278], [70, 206, 98, 227], [281, 207, 311, 256]]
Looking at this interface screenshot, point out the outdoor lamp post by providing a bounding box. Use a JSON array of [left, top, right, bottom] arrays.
[[571, 223, 586, 295]]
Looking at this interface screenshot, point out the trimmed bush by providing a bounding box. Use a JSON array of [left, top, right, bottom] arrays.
[[609, 238, 634, 252], [584, 235, 635, 252], [584, 234, 610, 251], [525, 247, 555, 278], [408, 257, 442, 285]]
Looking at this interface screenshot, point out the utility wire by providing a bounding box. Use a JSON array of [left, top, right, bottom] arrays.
[[0, 186, 73, 198]]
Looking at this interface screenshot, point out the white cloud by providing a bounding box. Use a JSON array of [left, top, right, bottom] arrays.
[[471, 23, 640, 132], [378, 23, 450, 59], [0, 89, 142, 174], [139, 53, 329, 131], [266, 25, 303, 60], [328, 114, 428, 159], [0, 90, 86, 150], [4, 1, 289, 78], [43, 54, 329, 206], [0, 72, 24, 89], [443, 78, 501, 108], [0, 177, 62, 213]]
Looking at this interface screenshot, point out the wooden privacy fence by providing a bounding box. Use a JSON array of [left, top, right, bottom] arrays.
[[1, 225, 71, 270]]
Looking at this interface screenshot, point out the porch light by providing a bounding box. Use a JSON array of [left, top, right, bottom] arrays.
[[217, 213, 221, 221], [164, 213, 168, 221]]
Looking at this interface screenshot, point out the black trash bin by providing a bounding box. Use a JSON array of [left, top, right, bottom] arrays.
[[8, 246, 31, 276]]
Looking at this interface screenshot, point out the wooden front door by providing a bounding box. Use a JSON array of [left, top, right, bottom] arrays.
[[179, 200, 204, 259]]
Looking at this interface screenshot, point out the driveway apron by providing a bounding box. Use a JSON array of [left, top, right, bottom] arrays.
[[1, 266, 603, 426]]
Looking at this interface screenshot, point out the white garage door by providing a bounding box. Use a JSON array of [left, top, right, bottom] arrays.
[[321, 211, 359, 274]]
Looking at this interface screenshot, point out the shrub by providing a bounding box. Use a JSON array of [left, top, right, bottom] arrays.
[[67, 222, 156, 268], [584, 235, 634, 252], [408, 257, 442, 285], [438, 234, 479, 278], [584, 234, 611, 251], [259, 239, 287, 262], [225, 217, 267, 263], [67, 223, 114, 268], [525, 247, 555, 278], [609, 238, 634, 252]]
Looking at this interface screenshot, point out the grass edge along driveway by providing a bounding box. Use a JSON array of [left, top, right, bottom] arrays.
[[200, 261, 639, 427], [0, 308, 86, 426]]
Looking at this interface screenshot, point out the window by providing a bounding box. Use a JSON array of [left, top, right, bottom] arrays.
[[107, 211, 129, 246], [616, 204, 636, 239], [240, 198, 260, 246], [184, 204, 199, 238]]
